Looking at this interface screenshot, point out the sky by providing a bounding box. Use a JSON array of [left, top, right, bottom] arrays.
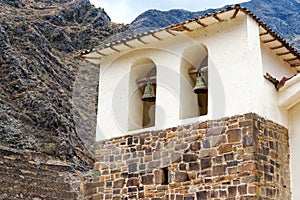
[[89, 0, 250, 24]]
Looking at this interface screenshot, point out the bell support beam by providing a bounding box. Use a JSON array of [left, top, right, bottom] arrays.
[[136, 76, 156, 86]]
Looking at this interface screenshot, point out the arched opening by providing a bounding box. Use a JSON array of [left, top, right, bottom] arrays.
[[180, 44, 208, 119], [128, 58, 157, 130]]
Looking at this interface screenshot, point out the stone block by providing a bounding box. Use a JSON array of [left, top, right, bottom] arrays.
[[188, 171, 197, 180], [238, 162, 257, 172], [93, 162, 101, 171], [141, 174, 154, 185], [172, 152, 182, 163], [137, 151, 144, 157], [184, 196, 194, 200], [227, 160, 238, 167], [127, 137, 133, 145], [243, 135, 255, 147], [157, 185, 168, 191], [180, 142, 189, 150], [128, 186, 137, 192], [128, 163, 137, 173], [224, 152, 234, 161], [174, 172, 188, 182], [241, 175, 259, 183], [92, 194, 104, 200], [148, 160, 160, 169], [106, 181, 112, 188], [207, 126, 226, 136], [189, 162, 200, 171], [127, 178, 139, 187], [113, 189, 121, 194], [238, 184, 247, 195], [183, 154, 198, 162], [213, 165, 226, 176], [239, 195, 258, 200], [228, 166, 237, 174], [196, 191, 208, 200], [199, 149, 217, 158], [154, 169, 166, 184], [264, 173, 272, 181], [138, 192, 145, 198], [190, 142, 201, 151], [139, 164, 145, 171], [123, 154, 131, 160], [210, 190, 218, 198], [227, 129, 241, 143], [219, 144, 232, 154], [266, 188, 275, 197], [211, 135, 227, 147], [153, 151, 161, 160], [228, 186, 237, 197], [239, 120, 253, 127], [113, 179, 125, 188], [248, 185, 258, 194], [145, 155, 152, 162], [167, 132, 177, 138], [202, 140, 211, 148], [201, 158, 212, 170], [219, 190, 227, 198]]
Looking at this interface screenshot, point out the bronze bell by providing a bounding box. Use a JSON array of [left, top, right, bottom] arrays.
[[142, 83, 156, 102], [194, 75, 208, 94]]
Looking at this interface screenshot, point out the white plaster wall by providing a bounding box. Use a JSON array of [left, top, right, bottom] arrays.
[[289, 103, 300, 200], [96, 15, 297, 140], [261, 44, 296, 80], [96, 56, 131, 140]]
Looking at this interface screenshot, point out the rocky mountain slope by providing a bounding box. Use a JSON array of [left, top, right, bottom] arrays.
[[131, 0, 300, 50], [0, 0, 128, 168]]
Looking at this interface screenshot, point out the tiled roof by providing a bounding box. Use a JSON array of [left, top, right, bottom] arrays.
[[81, 5, 300, 71]]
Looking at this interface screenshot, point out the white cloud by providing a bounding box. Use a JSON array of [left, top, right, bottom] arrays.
[[89, 0, 250, 24]]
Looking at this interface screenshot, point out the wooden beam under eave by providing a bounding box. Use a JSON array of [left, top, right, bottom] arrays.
[[170, 25, 186, 31], [137, 37, 148, 45], [195, 19, 208, 27], [284, 57, 298, 62], [263, 38, 276, 43], [83, 57, 102, 65], [81, 56, 101, 60], [182, 24, 192, 32], [259, 32, 269, 36], [276, 52, 291, 56], [270, 45, 284, 50], [291, 63, 300, 67], [166, 29, 176, 36], [96, 50, 107, 56], [110, 45, 120, 53], [123, 42, 134, 49], [151, 33, 162, 41], [231, 8, 239, 19], [213, 14, 225, 22]]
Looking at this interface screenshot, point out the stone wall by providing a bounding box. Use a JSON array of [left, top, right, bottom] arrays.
[[84, 113, 291, 200], [0, 146, 82, 200]]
